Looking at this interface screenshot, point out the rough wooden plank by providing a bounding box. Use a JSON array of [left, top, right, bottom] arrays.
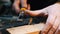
[[27, 31, 40, 34], [7, 23, 44, 34]]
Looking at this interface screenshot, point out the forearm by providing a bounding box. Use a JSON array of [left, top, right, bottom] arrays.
[[20, 0, 27, 8], [25, 9, 46, 16], [13, 0, 20, 10], [25, 10, 38, 16], [14, 4, 20, 10]]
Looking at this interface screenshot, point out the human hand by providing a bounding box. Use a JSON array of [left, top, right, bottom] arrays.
[[41, 15, 60, 34]]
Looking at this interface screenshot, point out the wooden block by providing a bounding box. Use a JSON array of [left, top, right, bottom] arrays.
[[27, 31, 40, 34], [7, 23, 44, 34]]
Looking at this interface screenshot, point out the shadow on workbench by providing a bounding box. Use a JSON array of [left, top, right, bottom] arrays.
[[0, 29, 10, 34]]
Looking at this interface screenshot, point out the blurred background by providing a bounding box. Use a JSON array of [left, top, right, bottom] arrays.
[[0, 0, 59, 34]]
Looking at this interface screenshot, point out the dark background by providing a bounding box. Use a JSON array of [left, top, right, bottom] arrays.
[[27, 0, 57, 10]]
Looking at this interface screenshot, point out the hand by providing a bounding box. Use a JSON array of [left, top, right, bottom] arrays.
[[41, 15, 60, 34], [55, 25, 60, 34]]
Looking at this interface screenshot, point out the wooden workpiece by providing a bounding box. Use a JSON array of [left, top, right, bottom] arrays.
[[7, 23, 44, 34]]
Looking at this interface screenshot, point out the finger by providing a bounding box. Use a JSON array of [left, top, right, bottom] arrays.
[[55, 25, 60, 34], [41, 23, 52, 34], [41, 15, 56, 34], [48, 17, 60, 34], [48, 27, 57, 34]]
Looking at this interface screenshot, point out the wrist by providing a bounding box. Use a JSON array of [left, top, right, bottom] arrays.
[[24, 10, 30, 14]]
